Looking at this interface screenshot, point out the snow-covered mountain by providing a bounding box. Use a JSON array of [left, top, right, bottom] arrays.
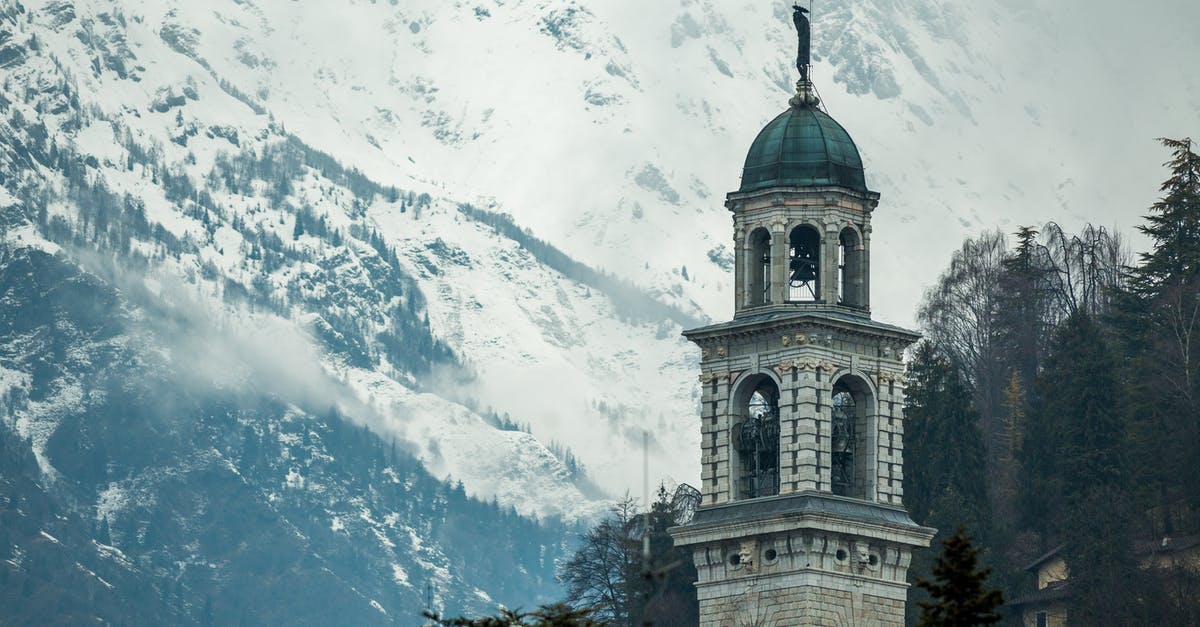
[[0, 0, 1197, 618]]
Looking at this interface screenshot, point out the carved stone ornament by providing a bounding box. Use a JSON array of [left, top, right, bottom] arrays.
[[796, 359, 819, 371], [795, 333, 809, 345], [854, 541, 872, 574], [717, 346, 728, 358], [819, 361, 838, 373], [774, 360, 797, 375], [702, 347, 712, 360], [739, 540, 760, 574], [782, 335, 792, 347]]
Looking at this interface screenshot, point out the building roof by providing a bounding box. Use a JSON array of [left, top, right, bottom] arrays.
[[1024, 545, 1065, 573], [1008, 580, 1071, 607], [684, 308, 920, 342], [689, 492, 923, 529], [739, 105, 868, 193]]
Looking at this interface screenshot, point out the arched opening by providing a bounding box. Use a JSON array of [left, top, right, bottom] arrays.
[[748, 228, 772, 306], [733, 376, 781, 499], [830, 375, 874, 499], [788, 225, 821, 302], [838, 228, 864, 307]]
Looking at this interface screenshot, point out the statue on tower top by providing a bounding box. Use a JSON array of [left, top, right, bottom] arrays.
[[793, 4, 811, 83]]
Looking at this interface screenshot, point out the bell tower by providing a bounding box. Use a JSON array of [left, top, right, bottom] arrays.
[[670, 7, 934, 626]]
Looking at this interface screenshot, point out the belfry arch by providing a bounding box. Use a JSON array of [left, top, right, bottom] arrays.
[[731, 374, 781, 500], [838, 226, 865, 308], [830, 374, 875, 500], [788, 225, 821, 302], [747, 228, 772, 307]]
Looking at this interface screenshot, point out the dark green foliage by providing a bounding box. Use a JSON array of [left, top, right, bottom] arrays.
[[908, 139, 1200, 624], [1022, 312, 1142, 621], [904, 342, 990, 534], [423, 603, 603, 626], [916, 529, 1003, 626], [1020, 312, 1125, 536], [904, 342, 991, 623], [1114, 138, 1200, 537], [558, 486, 698, 627], [1131, 138, 1200, 289]]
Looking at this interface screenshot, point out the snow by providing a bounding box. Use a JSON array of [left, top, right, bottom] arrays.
[[96, 483, 132, 525], [391, 563, 410, 587], [17, 381, 85, 479], [5, 0, 1198, 520]]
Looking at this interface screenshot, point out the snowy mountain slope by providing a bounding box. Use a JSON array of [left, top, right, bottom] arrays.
[[0, 0, 639, 521], [3, 0, 1197, 522], [0, 247, 571, 622], [87, 0, 1200, 327]]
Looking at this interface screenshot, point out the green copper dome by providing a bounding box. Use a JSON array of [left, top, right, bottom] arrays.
[[739, 106, 867, 193]]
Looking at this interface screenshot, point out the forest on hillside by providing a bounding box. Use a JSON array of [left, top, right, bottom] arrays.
[[903, 138, 1200, 625]]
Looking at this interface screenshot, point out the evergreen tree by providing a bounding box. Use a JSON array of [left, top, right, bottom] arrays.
[[1132, 138, 1200, 289], [423, 603, 602, 626], [904, 342, 991, 624], [916, 529, 1003, 627], [1022, 312, 1144, 621], [1114, 137, 1200, 535], [995, 226, 1051, 387], [904, 341, 990, 534]]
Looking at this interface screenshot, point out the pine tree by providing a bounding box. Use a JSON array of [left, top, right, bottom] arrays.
[[1132, 138, 1200, 290], [904, 342, 990, 534], [904, 342, 992, 625], [916, 529, 1003, 627], [1114, 137, 1200, 535]]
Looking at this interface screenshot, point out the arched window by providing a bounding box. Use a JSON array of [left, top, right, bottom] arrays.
[[830, 383, 857, 497], [734, 377, 780, 499], [830, 376, 874, 500], [838, 228, 863, 307], [788, 225, 821, 302], [748, 228, 772, 306]]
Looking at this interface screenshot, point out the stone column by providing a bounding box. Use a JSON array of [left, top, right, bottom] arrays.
[[824, 222, 840, 304], [771, 222, 788, 305], [793, 362, 820, 492], [862, 223, 873, 310], [735, 227, 748, 310]]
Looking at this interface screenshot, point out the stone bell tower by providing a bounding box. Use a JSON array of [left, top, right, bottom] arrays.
[[669, 7, 934, 626]]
